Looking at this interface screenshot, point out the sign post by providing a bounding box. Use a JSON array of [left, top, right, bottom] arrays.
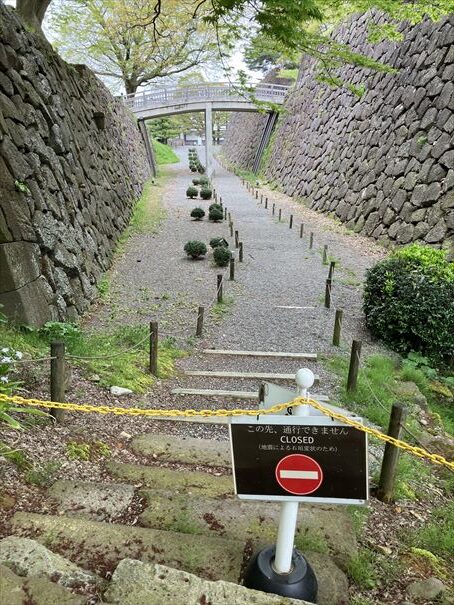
[[230, 368, 368, 602]]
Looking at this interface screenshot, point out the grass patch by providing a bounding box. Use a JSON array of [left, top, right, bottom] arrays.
[[346, 549, 377, 589], [152, 140, 179, 165], [403, 502, 454, 558], [294, 529, 328, 553], [211, 297, 234, 319], [278, 68, 298, 80]]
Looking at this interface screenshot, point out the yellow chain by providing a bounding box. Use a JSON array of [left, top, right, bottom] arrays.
[[1, 392, 452, 470]]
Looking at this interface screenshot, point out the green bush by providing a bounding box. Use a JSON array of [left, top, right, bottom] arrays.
[[210, 237, 229, 249], [184, 240, 207, 259], [199, 176, 210, 186], [363, 244, 454, 363], [190, 165, 197, 172], [197, 165, 206, 174], [213, 246, 231, 267], [186, 186, 198, 199], [200, 188, 213, 200], [209, 203, 222, 213], [190, 207, 205, 221], [208, 207, 223, 222], [192, 178, 201, 186]]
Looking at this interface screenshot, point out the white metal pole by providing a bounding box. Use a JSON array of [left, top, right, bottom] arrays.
[[273, 369, 315, 575]]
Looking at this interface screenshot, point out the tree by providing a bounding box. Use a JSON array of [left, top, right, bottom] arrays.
[[146, 118, 180, 144], [47, 0, 218, 94]]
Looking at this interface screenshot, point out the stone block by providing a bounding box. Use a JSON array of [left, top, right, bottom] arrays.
[[0, 241, 40, 292]]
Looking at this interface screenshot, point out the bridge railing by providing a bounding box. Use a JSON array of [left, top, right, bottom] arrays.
[[123, 82, 289, 112]]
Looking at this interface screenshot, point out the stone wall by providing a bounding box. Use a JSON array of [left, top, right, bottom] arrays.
[[0, 3, 150, 326], [222, 13, 454, 246]]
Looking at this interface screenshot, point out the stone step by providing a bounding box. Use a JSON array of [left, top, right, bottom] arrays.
[[11, 512, 243, 583], [104, 558, 308, 605], [138, 492, 357, 570], [203, 349, 318, 359], [106, 461, 233, 498], [184, 370, 320, 381], [131, 434, 231, 467], [47, 481, 135, 521], [0, 564, 85, 605], [171, 387, 259, 398]]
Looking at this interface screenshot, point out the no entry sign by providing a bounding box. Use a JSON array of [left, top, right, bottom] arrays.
[[275, 454, 323, 495], [229, 415, 368, 505]]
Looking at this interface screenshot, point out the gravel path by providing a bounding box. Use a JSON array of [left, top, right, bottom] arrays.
[[79, 147, 391, 427]]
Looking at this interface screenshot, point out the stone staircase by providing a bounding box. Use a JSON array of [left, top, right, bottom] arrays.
[[1, 432, 355, 605]]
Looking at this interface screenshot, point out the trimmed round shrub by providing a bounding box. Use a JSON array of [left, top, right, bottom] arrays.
[[190, 207, 205, 221], [197, 165, 206, 174], [192, 178, 201, 186], [190, 165, 198, 172], [199, 176, 210, 186], [210, 237, 229, 249], [209, 203, 222, 213], [184, 240, 207, 259], [209, 207, 224, 222], [200, 188, 213, 200], [363, 243, 454, 364], [186, 186, 198, 198], [213, 246, 231, 267]]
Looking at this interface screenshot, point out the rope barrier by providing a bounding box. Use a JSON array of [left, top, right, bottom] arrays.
[[0, 393, 452, 470], [6, 356, 56, 365]]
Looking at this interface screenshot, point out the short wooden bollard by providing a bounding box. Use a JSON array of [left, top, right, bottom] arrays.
[[50, 341, 65, 422], [278, 208, 282, 221], [328, 261, 336, 279], [235, 230, 239, 248], [323, 245, 328, 265], [217, 274, 223, 303], [239, 242, 243, 262], [272, 203, 275, 216], [265, 198, 268, 209], [377, 404, 407, 503], [229, 222, 233, 237], [255, 190, 258, 200], [228, 212, 232, 222], [289, 214, 293, 229], [309, 232, 314, 249], [219, 196, 223, 206], [196, 306, 204, 337], [260, 194, 263, 204], [224, 207, 227, 220], [300, 223, 304, 238], [149, 321, 159, 376], [258, 382, 266, 404], [324, 278, 332, 309], [229, 257, 235, 281], [347, 340, 362, 392], [242, 179, 245, 186], [332, 309, 343, 346]]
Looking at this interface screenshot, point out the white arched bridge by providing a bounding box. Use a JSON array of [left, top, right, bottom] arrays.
[[123, 81, 290, 176]]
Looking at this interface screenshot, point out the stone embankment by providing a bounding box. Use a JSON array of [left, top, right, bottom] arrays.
[[0, 4, 150, 325], [223, 12, 454, 247]]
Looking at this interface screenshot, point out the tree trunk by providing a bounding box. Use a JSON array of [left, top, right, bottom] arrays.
[[125, 80, 138, 96], [17, 0, 52, 34]]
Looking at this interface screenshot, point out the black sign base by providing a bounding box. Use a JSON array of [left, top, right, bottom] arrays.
[[243, 545, 317, 603]]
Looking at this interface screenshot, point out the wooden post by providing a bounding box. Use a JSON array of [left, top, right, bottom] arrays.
[[224, 207, 227, 220], [235, 230, 239, 248], [323, 245, 328, 265], [300, 223, 304, 238], [324, 278, 332, 309], [289, 214, 293, 229], [332, 309, 343, 346], [229, 257, 235, 281], [242, 178, 245, 186], [347, 340, 362, 392], [260, 194, 263, 204], [265, 197, 268, 209], [217, 274, 223, 303], [272, 203, 275, 216], [149, 321, 158, 376], [309, 232, 314, 249], [229, 222, 233, 237], [328, 261, 336, 279], [255, 190, 258, 199], [196, 306, 204, 337], [258, 382, 266, 404], [239, 242, 243, 262], [377, 404, 407, 503], [228, 212, 231, 222], [50, 341, 65, 422], [219, 196, 222, 205]]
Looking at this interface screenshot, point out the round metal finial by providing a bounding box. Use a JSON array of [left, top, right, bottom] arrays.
[[295, 368, 315, 390]]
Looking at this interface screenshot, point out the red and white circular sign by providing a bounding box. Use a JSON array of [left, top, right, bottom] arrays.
[[275, 454, 323, 495]]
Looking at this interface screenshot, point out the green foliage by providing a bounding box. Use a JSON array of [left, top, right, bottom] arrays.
[[186, 186, 198, 198], [190, 165, 198, 172], [197, 164, 206, 174], [208, 207, 223, 222], [25, 462, 61, 487], [152, 140, 179, 165], [190, 207, 205, 221], [200, 188, 213, 200], [209, 203, 223, 212], [184, 240, 207, 259], [364, 244, 454, 363], [66, 440, 111, 461], [148, 118, 180, 145], [199, 176, 210, 186], [39, 322, 81, 343], [192, 178, 201, 186], [0, 442, 31, 470], [213, 246, 231, 267], [346, 550, 377, 589], [210, 237, 229, 249], [404, 502, 454, 558], [14, 180, 31, 195], [97, 276, 110, 299]]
